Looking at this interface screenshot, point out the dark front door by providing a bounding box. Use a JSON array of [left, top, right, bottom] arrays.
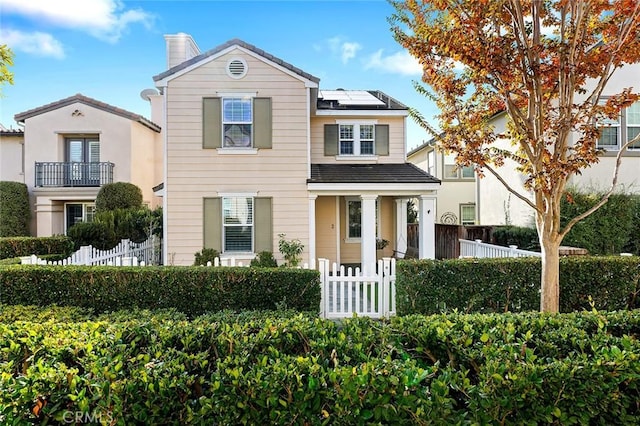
[[66, 138, 100, 186]]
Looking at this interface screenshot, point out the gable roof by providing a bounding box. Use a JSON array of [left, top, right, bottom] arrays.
[[153, 38, 320, 85], [14, 93, 161, 132], [309, 163, 440, 184]]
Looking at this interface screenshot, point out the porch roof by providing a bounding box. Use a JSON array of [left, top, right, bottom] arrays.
[[308, 163, 440, 184]]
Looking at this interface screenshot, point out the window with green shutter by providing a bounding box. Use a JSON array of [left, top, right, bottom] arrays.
[[203, 97, 272, 149], [324, 123, 389, 156]]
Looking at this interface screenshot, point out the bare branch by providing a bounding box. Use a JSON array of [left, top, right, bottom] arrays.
[[483, 164, 540, 213]]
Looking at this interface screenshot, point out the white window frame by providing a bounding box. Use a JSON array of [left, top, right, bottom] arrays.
[[64, 202, 96, 232], [222, 196, 254, 253], [597, 99, 640, 151], [345, 197, 381, 243], [336, 120, 378, 157], [460, 203, 476, 225], [222, 96, 253, 148], [443, 153, 474, 179], [427, 150, 436, 176]]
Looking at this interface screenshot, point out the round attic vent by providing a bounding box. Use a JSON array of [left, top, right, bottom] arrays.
[[226, 58, 247, 79]]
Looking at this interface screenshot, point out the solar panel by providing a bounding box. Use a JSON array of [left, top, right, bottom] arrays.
[[319, 90, 385, 106]]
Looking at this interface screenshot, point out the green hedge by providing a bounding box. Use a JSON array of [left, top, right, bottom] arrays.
[[0, 181, 30, 237], [0, 236, 74, 260], [0, 307, 638, 424], [396, 256, 640, 315], [0, 266, 321, 316]]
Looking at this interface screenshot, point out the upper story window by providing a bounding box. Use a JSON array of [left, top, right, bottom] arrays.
[[324, 122, 389, 157], [444, 154, 474, 179], [223, 98, 252, 147], [427, 150, 436, 176], [597, 100, 640, 151]]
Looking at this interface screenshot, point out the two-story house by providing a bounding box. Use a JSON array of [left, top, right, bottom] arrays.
[[153, 35, 440, 266], [10, 94, 163, 236]]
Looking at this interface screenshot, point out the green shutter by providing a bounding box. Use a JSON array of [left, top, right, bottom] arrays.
[[203, 197, 222, 252], [375, 124, 389, 156], [254, 197, 272, 252], [324, 124, 338, 156], [254, 98, 272, 149], [203, 98, 221, 149]]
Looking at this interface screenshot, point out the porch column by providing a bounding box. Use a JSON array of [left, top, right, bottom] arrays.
[[308, 194, 317, 267], [395, 198, 408, 258], [361, 194, 378, 272], [418, 195, 436, 259]]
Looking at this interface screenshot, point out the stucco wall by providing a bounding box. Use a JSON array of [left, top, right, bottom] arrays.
[[0, 134, 24, 183]]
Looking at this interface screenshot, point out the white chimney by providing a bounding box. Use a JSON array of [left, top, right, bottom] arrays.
[[164, 33, 200, 69]]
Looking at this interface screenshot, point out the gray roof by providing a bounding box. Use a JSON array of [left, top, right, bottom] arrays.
[[0, 127, 24, 137], [309, 163, 440, 184], [14, 94, 161, 132], [153, 38, 321, 84]]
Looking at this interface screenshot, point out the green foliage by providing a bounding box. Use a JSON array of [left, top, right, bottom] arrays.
[[94, 208, 149, 243], [250, 251, 278, 267], [492, 225, 540, 251], [0, 181, 30, 237], [95, 182, 143, 212], [278, 233, 304, 267], [0, 44, 14, 95], [396, 256, 640, 315], [0, 236, 73, 259], [0, 308, 639, 424], [67, 221, 117, 250], [193, 248, 219, 266], [561, 189, 636, 255], [622, 195, 640, 255], [0, 265, 321, 316]]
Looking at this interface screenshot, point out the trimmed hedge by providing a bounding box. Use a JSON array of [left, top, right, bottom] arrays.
[[396, 256, 640, 315], [0, 236, 74, 260], [0, 307, 638, 424], [0, 181, 30, 237], [95, 182, 143, 212], [0, 266, 321, 316]]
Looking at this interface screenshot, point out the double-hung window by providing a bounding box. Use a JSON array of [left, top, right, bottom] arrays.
[[65, 203, 95, 232], [444, 154, 474, 179], [597, 100, 640, 151], [222, 98, 252, 147], [460, 204, 476, 225], [339, 123, 376, 156], [222, 197, 253, 252]]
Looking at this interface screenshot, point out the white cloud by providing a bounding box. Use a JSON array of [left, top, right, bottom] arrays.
[[364, 49, 423, 76], [323, 36, 362, 64], [2, 0, 154, 43], [1, 29, 65, 59], [340, 42, 361, 64]]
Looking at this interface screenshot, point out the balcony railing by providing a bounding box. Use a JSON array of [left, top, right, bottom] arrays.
[[35, 162, 114, 187]]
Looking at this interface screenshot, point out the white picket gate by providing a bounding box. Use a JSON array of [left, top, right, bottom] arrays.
[[318, 258, 396, 319]]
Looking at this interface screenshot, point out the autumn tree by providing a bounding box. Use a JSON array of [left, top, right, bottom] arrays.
[[390, 0, 640, 312], [0, 44, 14, 96]]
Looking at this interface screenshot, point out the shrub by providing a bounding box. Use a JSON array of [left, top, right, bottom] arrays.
[[0, 181, 30, 237], [278, 233, 304, 267], [0, 265, 321, 316], [622, 195, 640, 255], [193, 248, 219, 266], [250, 251, 278, 267], [67, 221, 117, 250], [396, 256, 640, 315], [0, 236, 74, 259], [95, 182, 143, 212], [0, 309, 639, 424], [95, 208, 149, 243], [492, 225, 540, 251]]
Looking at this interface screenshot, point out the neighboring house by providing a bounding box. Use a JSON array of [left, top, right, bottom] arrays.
[[153, 35, 440, 266], [478, 63, 640, 227], [11, 94, 163, 236], [0, 125, 24, 183], [408, 139, 476, 225]]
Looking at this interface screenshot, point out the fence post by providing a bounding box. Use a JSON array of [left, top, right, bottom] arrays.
[[474, 239, 482, 257], [78, 246, 92, 265], [382, 257, 391, 317], [509, 245, 518, 257], [318, 258, 328, 318]]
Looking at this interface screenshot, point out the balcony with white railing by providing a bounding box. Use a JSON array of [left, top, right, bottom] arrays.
[[35, 162, 114, 187]]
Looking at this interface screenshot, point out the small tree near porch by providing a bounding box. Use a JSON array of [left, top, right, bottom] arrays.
[[390, 0, 640, 312]]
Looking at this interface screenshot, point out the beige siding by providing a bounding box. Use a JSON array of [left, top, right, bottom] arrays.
[[164, 48, 311, 265], [311, 116, 406, 164]]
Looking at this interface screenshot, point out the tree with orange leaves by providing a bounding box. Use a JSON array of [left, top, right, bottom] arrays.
[[390, 0, 640, 312]]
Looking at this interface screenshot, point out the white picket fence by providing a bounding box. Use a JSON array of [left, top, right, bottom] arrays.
[[20, 237, 161, 266], [205, 256, 397, 319], [459, 239, 541, 258]]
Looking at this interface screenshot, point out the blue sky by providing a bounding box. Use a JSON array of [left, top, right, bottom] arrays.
[[0, 0, 437, 149]]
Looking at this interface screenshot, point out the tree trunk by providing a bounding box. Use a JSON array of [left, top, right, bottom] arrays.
[[540, 237, 561, 313]]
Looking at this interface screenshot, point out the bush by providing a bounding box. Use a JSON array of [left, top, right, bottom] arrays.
[[0, 236, 74, 259], [622, 195, 640, 255], [492, 225, 540, 251], [193, 248, 219, 266], [0, 265, 321, 316], [0, 181, 30, 237], [1, 309, 639, 424], [67, 221, 117, 250], [561, 189, 636, 255], [95, 182, 143, 212], [95, 208, 150, 243], [396, 256, 640, 315], [250, 251, 278, 267], [278, 233, 304, 267]]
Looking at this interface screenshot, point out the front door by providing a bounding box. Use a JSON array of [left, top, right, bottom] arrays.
[[66, 138, 100, 186]]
